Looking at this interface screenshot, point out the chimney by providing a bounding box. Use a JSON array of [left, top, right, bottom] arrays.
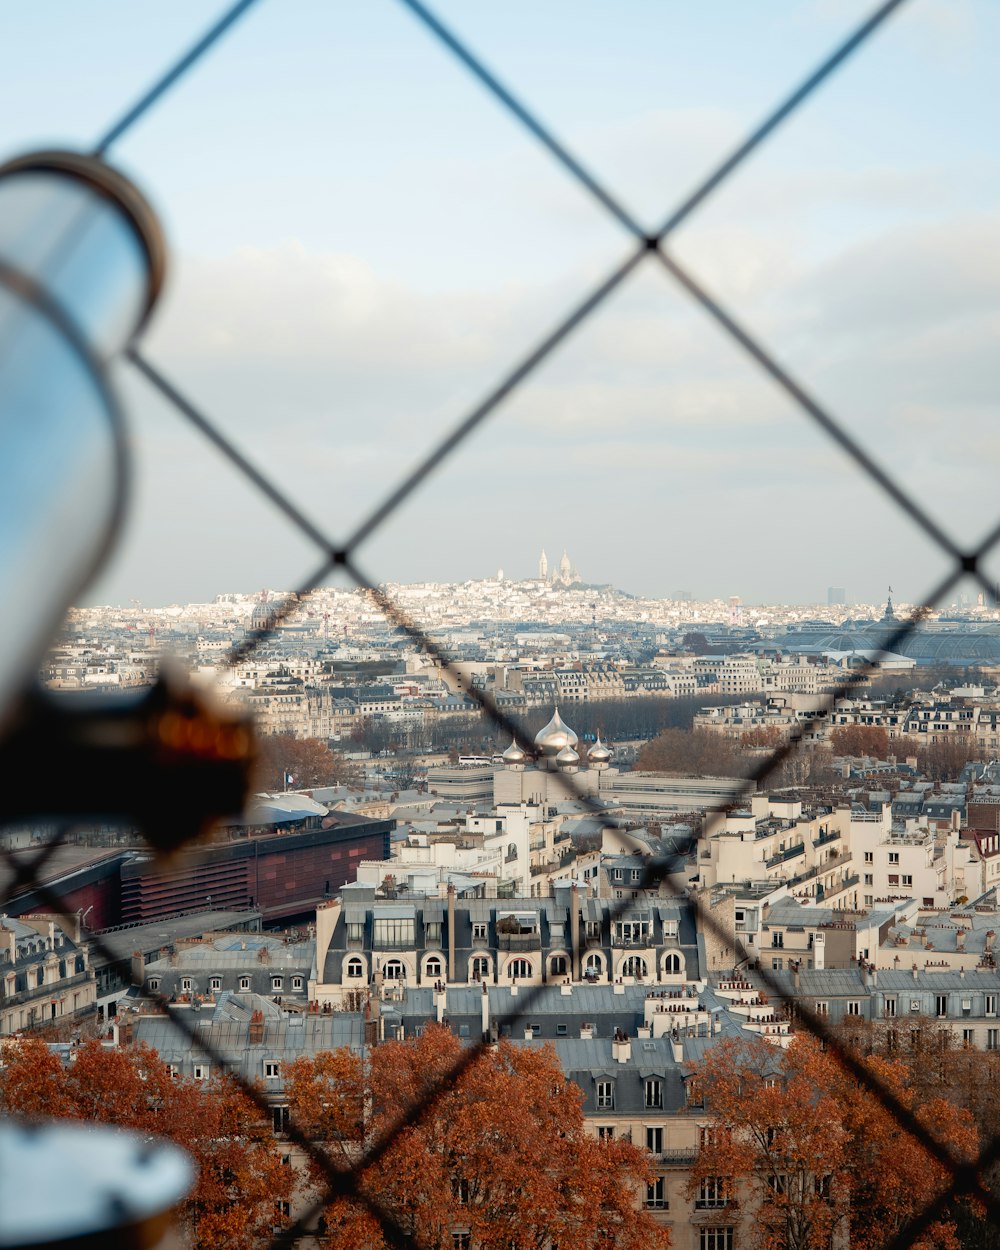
[[985, 930, 995, 955], [612, 1028, 631, 1063], [249, 1010, 265, 1045], [792, 961, 800, 991], [570, 883, 581, 982], [580, 1023, 594, 1040], [447, 885, 456, 984], [480, 979, 489, 1041], [436, 985, 446, 1024], [670, 1032, 684, 1064], [956, 929, 966, 951], [912, 963, 919, 980], [131, 951, 145, 988]]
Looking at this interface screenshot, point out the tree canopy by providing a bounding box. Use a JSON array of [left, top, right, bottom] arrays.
[[286, 1025, 670, 1250], [254, 733, 361, 791]]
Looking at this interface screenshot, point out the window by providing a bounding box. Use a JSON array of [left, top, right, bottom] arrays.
[[147, 978, 160, 992], [272, 1105, 289, 1133], [383, 959, 405, 980], [264, 1061, 280, 1079], [772, 958, 783, 971], [585, 920, 601, 939], [645, 1078, 663, 1109], [471, 956, 490, 981], [550, 955, 567, 976], [345, 958, 364, 979], [508, 958, 532, 979], [815, 1174, 832, 1199], [209, 977, 222, 992], [623, 955, 648, 979], [597, 1125, 615, 1141], [645, 1176, 667, 1209], [168, 1064, 179, 1080], [963, 1028, 975, 1047], [988, 1029, 999, 1052], [292, 976, 303, 991], [936, 995, 948, 1019], [425, 921, 442, 945], [181, 978, 192, 992], [271, 977, 283, 992], [597, 1080, 614, 1109], [472, 922, 487, 939], [847, 1001, 861, 1017], [888, 852, 899, 865], [663, 952, 682, 975], [771, 932, 784, 948], [373, 916, 415, 948], [888, 874, 899, 886], [646, 1126, 663, 1154], [815, 1001, 828, 1016], [700, 1231, 733, 1250], [193, 1064, 209, 1081], [274, 1200, 290, 1218], [884, 997, 896, 1018], [452, 1178, 470, 1206], [697, 1177, 727, 1209], [452, 1234, 470, 1250], [986, 995, 997, 1017], [902, 874, 913, 887], [556, 1023, 568, 1036], [425, 957, 442, 979], [631, 868, 642, 882], [864, 874, 873, 886], [239, 977, 251, 992], [864, 851, 874, 864]]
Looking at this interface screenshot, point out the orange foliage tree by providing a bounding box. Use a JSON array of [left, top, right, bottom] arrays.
[[286, 1024, 670, 1250], [0, 1037, 292, 1249], [690, 1033, 978, 1250], [828, 724, 889, 759]]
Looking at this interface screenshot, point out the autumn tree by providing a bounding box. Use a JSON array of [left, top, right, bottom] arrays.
[[286, 1025, 669, 1250], [691, 1032, 979, 1250], [636, 728, 752, 778], [828, 724, 890, 759], [0, 1037, 293, 1249], [741, 725, 785, 750], [255, 732, 361, 790]]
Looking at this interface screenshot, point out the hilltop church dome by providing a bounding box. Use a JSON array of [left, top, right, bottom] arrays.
[[533, 707, 579, 757], [556, 745, 580, 768]]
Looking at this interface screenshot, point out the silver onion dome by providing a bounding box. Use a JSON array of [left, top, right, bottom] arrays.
[[556, 744, 580, 768], [501, 738, 527, 765], [588, 735, 612, 764], [533, 707, 579, 757]]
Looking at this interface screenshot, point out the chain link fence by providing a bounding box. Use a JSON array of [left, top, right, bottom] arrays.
[[2, 1, 998, 1246]]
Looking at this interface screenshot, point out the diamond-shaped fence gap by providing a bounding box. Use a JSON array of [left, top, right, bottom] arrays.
[[412, 0, 903, 234], [341, 259, 957, 613], [658, 18, 1000, 555], [79, 360, 328, 611]]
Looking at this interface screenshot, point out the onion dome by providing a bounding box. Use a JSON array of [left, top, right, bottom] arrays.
[[501, 738, 527, 766], [556, 745, 580, 768], [588, 735, 612, 764], [533, 707, 579, 757]]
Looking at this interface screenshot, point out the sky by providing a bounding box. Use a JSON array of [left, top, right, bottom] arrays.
[[3, 0, 1000, 611]]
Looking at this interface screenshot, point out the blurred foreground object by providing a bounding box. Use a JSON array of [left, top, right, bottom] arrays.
[[0, 1120, 192, 1249], [0, 150, 164, 733], [0, 673, 256, 854]]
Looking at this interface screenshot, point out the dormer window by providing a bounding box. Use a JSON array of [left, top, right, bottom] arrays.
[[596, 1080, 614, 1109]]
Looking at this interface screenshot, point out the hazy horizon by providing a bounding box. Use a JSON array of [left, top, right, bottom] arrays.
[[6, 2, 999, 613]]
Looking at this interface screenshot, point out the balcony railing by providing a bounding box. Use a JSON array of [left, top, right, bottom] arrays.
[[765, 843, 806, 869]]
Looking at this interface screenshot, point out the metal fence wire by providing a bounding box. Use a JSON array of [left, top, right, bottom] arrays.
[[2, 1, 999, 1247]]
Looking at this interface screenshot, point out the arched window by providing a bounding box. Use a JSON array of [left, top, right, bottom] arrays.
[[663, 952, 682, 975], [584, 952, 603, 977], [383, 960, 405, 980], [508, 958, 532, 980], [622, 955, 647, 979], [507, 842, 518, 860], [549, 955, 568, 977], [345, 958, 364, 979], [471, 957, 491, 982], [425, 957, 442, 979]]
